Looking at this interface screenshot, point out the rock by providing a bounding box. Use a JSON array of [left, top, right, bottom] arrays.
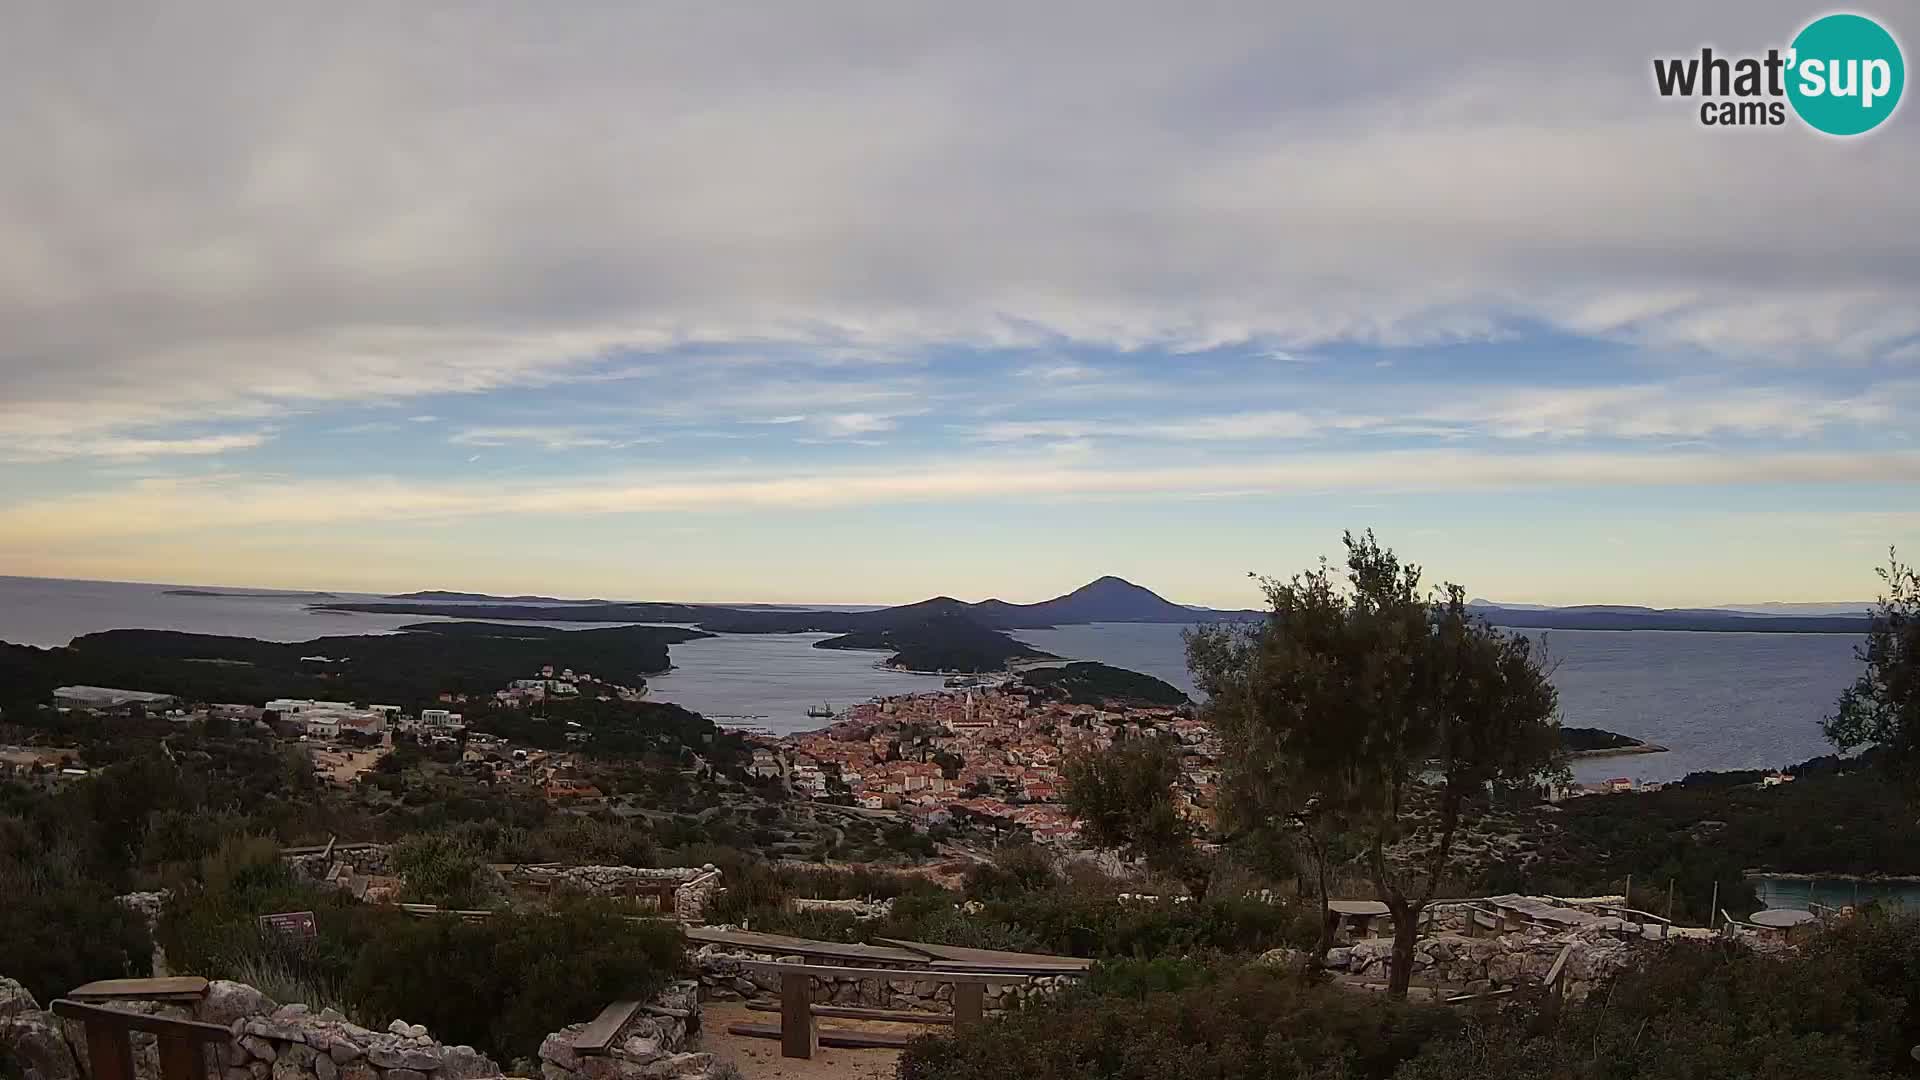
[[249, 1062, 271, 1080], [243, 1019, 305, 1044], [273, 1004, 311, 1021], [406, 1024, 427, 1040], [1254, 948, 1307, 972], [639, 1053, 713, 1078], [0, 1014, 81, 1080], [386, 1070, 427, 1080], [438, 1044, 499, 1079], [367, 1044, 441, 1070], [0, 978, 39, 1018], [197, 983, 275, 1030], [327, 1040, 364, 1065], [270, 1055, 317, 1080], [1325, 947, 1353, 969], [226, 1068, 253, 1080], [339, 1065, 377, 1080], [315, 1055, 338, 1080], [388, 1020, 413, 1037], [240, 1036, 279, 1062], [619, 1036, 662, 1063], [539, 1032, 584, 1071], [542, 1065, 575, 1080]]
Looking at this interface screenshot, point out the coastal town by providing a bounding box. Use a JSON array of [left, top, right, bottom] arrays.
[[756, 684, 1216, 844]]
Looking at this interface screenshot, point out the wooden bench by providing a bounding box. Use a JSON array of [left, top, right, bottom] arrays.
[[570, 1000, 644, 1055], [51, 1000, 231, 1080], [724, 962, 1029, 1060]]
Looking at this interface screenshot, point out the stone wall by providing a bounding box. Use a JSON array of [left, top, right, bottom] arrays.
[[284, 844, 395, 880], [517, 866, 722, 924], [535, 982, 712, 1080], [787, 897, 892, 921], [1318, 926, 1640, 1003], [691, 944, 1077, 1014], [0, 978, 497, 1080]]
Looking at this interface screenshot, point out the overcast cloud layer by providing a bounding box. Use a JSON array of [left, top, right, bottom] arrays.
[[2, 2, 1916, 604]]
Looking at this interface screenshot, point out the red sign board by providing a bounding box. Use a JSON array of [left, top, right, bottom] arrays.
[[258, 911, 318, 941]]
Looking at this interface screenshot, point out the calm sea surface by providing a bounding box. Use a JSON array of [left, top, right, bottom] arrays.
[[0, 577, 1868, 774], [1014, 622, 1864, 784]]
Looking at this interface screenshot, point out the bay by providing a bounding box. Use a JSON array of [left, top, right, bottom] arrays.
[[0, 577, 1872, 779], [1014, 622, 1864, 785]]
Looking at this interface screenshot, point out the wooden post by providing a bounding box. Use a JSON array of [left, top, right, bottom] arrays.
[[779, 972, 817, 1060], [1665, 879, 1675, 940], [157, 1034, 207, 1080], [953, 981, 985, 1032], [83, 1019, 137, 1080], [1625, 874, 1632, 910]]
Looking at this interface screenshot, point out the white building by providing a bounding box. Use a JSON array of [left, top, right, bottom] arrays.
[[419, 708, 465, 732]]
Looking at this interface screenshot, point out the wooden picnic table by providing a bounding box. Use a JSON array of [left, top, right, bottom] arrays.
[[1326, 900, 1391, 938]]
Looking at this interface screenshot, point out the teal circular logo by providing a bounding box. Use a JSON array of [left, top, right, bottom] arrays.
[[1787, 13, 1905, 135]]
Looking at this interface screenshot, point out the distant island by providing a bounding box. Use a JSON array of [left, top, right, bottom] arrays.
[[166, 589, 339, 599], [1018, 661, 1190, 708], [0, 622, 708, 713], [1560, 725, 1667, 758], [385, 590, 611, 603], [814, 610, 1056, 673], [315, 576, 1874, 636]]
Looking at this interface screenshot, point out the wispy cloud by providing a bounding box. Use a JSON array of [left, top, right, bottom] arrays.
[[448, 426, 656, 450], [8, 447, 1918, 547], [0, 430, 274, 463]]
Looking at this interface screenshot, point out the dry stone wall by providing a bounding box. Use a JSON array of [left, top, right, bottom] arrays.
[[692, 944, 1077, 1013], [535, 982, 713, 1080], [0, 979, 497, 1080], [1314, 926, 1641, 1002]]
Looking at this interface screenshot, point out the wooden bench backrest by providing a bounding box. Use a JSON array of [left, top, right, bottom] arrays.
[[52, 1000, 231, 1080]]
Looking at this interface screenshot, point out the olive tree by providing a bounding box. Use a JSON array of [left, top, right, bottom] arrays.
[[1194, 531, 1562, 996], [1062, 735, 1210, 895], [1823, 549, 1920, 797]]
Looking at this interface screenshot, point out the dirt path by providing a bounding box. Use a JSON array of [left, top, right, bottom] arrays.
[[697, 1002, 915, 1080]]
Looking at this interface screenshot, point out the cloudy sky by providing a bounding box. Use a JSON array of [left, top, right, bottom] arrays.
[[3, 1, 1916, 607]]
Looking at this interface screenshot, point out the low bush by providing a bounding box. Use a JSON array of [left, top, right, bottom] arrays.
[[347, 902, 685, 1061], [1397, 935, 1906, 1080], [898, 965, 1459, 1080]]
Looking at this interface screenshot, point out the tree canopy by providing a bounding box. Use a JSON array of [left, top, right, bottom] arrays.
[[1823, 548, 1920, 799], [1189, 531, 1562, 995]]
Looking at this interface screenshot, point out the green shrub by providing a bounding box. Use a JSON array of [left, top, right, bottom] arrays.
[[346, 903, 685, 1061], [389, 831, 491, 908], [0, 883, 153, 1004], [1398, 926, 1918, 1080], [898, 965, 1459, 1080], [963, 843, 1059, 901]]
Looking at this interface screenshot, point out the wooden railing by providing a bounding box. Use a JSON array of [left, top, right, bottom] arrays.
[[50, 1000, 231, 1080], [724, 962, 1029, 1060]]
